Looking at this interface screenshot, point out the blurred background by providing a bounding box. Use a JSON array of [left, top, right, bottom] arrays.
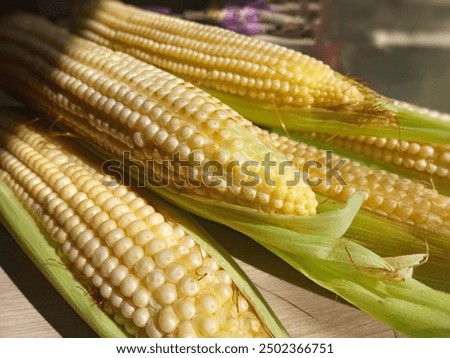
[[0, 0, 449, 111], [0, 0, 448, 338]]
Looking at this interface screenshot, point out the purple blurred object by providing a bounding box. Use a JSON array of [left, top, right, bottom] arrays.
[[220, 0, 273, 35]]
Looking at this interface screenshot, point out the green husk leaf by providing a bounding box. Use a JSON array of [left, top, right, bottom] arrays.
[[0, 180, 128, 338], [198, 218, 450, 337], [206, 89, 450, 145], [270, 246, 450, 337], [345, 206, 450, 293]]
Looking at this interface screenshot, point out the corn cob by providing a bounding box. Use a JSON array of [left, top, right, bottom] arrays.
[[307, 133, 449, 179], [0, 114, 284, 338], [72, 0, 364, 111], [299, 132, 450, 195], [0, 12, 317, 217], [267, 131, 450, 233], [71, 0, 450, 144]]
